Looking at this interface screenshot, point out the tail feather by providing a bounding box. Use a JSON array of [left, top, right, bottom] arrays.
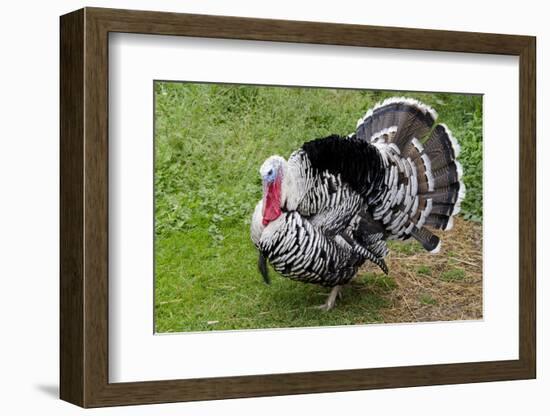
[[429, 202, 455, 216], [428, 183, 462, 205], [423, 124, 460, 170], [356, 97, 437, 149], [410, 226, 441, 252], [424, 213, 452, 230], [413, 124, 465, 237], [431, 161, 462, 189], [355, 97, 466, 253]]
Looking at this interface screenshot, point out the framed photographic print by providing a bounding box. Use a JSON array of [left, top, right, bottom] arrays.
[[60, 7, 536, 408]]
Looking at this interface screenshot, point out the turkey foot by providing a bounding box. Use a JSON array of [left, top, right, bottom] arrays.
[[316, 285, 342, 311]]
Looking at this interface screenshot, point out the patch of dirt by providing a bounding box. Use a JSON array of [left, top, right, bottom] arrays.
[[362, 217, 482, 323]]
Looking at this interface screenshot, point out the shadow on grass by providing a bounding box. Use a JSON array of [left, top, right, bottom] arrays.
[[248, 272, 396, 329]]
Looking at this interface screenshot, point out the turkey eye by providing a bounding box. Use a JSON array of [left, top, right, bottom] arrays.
[[267, 169, 273, 176]]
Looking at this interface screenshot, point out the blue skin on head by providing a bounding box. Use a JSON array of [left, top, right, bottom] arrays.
[[263, 168, 277, 184]]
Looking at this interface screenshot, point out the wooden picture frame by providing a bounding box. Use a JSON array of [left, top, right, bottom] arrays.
[[60, 7, 536, 408]]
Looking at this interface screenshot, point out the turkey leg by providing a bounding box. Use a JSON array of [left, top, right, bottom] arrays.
[[316, 285, 342, 311]]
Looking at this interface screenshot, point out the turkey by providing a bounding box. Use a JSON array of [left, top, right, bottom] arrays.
[[250, 97, 465, 310]]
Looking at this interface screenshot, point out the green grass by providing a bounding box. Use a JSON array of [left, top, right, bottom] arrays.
[[417, 265, 432, 276], [388, 239, 425, 255], [154, 82, 482, 332], [419, 293, 438, 306], [440, 268, 466, 282]]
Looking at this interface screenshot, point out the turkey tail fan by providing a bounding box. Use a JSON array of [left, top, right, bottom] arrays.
[[356, 97, 437, 151], [353, 97, 465, 253], [420, 123, 466, 230], [363, 102, 466, 250], [401, 122, 465, 253]]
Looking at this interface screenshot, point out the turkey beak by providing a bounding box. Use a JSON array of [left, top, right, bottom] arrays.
[[258, 251, 270, 285]]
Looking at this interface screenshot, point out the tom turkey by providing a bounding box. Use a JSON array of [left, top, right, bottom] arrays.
[[250, 97, 465, 310]]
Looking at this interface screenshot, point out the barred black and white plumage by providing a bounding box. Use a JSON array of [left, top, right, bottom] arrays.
[[251, 97, 465, 309], [253, 206, 365, 287]]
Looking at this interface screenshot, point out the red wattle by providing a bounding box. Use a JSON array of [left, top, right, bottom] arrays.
[[262, 178, 282, 225]]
